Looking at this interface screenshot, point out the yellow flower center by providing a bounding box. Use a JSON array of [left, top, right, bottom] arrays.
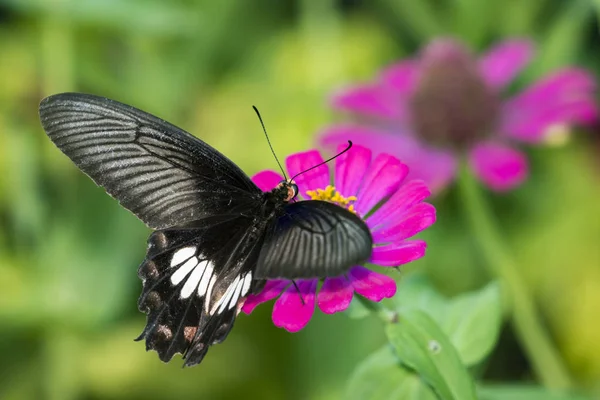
[[306, 185, 358, 214]]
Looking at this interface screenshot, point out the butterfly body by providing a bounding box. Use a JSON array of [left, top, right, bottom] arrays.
[[39, 93, 373, 366]]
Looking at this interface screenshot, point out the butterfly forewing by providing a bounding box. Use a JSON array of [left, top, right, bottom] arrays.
[[255, 200, 373, 279], [39, 93, 262, 230]]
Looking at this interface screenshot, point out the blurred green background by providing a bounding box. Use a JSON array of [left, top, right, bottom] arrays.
[[1, 0, 599, 399]]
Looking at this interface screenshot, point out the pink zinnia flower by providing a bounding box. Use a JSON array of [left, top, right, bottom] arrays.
[[319, 38, 598, 192], [242, 145, 435, 332]]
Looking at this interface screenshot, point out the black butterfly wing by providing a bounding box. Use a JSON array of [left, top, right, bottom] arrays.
[[40, 93, 267, 366], [39, 93, 262, 230], [137, 215, 265, 366], [255, 200, 373, 279]]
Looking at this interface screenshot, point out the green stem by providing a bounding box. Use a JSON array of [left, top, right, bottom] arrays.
[[356, 295, 397, 323], [457, 163, 572, 389]]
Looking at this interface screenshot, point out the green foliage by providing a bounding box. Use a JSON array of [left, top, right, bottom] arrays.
[[347, 279, 502, 399], [393, 276, 503, 367], [344, 293, 373, 319], [478, 385, 591, 400], [1, 0, 600, 399], [2, 0, 201, 37], [346, 346, 437, 400], [386, 310, 477, 400], [442, 282, 502, 366]]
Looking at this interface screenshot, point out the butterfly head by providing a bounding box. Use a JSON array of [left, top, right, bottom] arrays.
[[274, 180, 299, 203]]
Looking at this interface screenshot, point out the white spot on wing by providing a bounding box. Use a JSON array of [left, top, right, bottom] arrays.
[[211, 276, 240, 315], [180, 260, 207, 299], [210, 287, 228, 315], [170, 257, 198, 286], [228, 276, 246, 310], [218, 275, 240, 314], [241, 272, 252, 296], [170, 247, 196, 267], [197, 261, 214, 297]]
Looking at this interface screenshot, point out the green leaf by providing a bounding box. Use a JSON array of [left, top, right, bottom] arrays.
[[386, 310, 477, 400], [448, 0, 496, 47], [2, 0, 201, 37], [344, 295, 372, 319], [345, 346, 436, 400], [442, 282, 502, 366], [376, 0, 445, 40], [526, 0, 593, 77], [496, 0, 545, 36], [393, 275, 447, 323], [478, 384, 591, 400], [394, 276, 503, 366]]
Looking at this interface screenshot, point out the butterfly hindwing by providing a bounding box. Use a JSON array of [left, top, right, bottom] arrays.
[[39, 93, 262, 230], [255, 200, 373, 279], [137, 216, 264, 366]]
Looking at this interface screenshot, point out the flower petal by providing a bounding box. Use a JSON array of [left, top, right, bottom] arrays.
[[366, 180, 431, 228], [334, 144, 372, 198], [506, 68, 596, 107], [317, 277, 354, 314], [318, 125, 457, 194], [251, 170, 284, 192], [371, 203, 436, 243], [501, 68, 598, 143], [330, 83, 404, 120], [370, 240, 427, 266], [348, 266, 396, 301], [409, 147, 457, 194], [379, 60, 420, 95], [478, 39, 534, 90], [272, 280, 317, 333], [354, 153, 409, 216], [285, 150, 330, 198], [468, 141, 528, 192], [242, 280, 288, 314]]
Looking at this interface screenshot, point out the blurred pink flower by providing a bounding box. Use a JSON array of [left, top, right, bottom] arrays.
[[242, 145, 435, 332], [319, 38, 598, 192]]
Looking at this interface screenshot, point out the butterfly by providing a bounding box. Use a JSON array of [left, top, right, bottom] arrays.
[[39, 93, 373, 366]]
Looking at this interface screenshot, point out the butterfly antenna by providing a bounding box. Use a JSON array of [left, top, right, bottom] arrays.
[[291, 280, 305, 306], [253, 106, 287, 180], [290, 140, 353, 182]]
